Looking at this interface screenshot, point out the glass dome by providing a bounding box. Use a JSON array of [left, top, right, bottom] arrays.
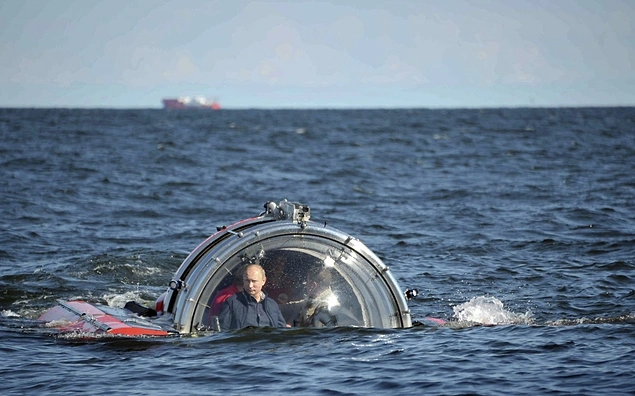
[[164, 200, 412, 333]]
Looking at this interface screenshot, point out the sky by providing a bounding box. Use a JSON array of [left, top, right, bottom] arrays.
[[1, 0, 634, 109]]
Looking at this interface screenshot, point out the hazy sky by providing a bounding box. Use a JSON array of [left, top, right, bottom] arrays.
[[1, 0, 633, 108]]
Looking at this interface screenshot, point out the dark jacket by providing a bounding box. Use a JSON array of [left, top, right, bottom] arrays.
[[218, 291, 286, 331]]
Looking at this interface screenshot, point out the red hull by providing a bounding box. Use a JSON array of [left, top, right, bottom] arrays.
[[38, 300, 175, 337]]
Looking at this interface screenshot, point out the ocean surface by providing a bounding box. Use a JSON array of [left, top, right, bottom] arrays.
[[1, 107, 634, 395]]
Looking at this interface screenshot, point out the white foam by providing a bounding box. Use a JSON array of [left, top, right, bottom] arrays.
[[452, 296, 532, 325], [102, 290, 143, 308], [2, 310, 20, 318]]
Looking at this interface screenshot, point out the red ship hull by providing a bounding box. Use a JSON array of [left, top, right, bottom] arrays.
[[162, 98, 220, 110]]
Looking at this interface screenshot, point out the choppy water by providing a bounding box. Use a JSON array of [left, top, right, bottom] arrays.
[[1, 107, 634, 395]]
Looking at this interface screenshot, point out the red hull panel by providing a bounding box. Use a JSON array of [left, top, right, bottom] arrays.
[[38, 300, 174, 337]]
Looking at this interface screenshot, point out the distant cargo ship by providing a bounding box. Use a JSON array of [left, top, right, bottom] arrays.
[[162, 96, 221, 110]]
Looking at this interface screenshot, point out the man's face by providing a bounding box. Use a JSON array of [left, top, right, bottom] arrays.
[[305, 276, 322, 298], [243, 265, 266, 299]]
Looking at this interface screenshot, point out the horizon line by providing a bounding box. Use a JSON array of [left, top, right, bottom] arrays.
[[1, 104, 634, 111]]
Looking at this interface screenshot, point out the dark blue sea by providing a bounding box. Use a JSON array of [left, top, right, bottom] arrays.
[[1, 107, 634, 395]]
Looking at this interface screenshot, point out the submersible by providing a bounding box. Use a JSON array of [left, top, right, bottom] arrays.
[[39, 200, 414, 336]]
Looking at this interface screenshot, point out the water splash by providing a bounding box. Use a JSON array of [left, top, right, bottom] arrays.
[[2, 310, 20, 318], [102, 290, 144, 308], [452, 296, 532, 325]]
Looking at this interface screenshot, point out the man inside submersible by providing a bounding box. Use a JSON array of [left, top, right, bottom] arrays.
[[218, 264, 287, 331], [218, 261, 357, 331], [289, 266, 357, 328]]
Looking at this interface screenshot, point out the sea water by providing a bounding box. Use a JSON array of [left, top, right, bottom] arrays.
[[1, 107, 634, 394]]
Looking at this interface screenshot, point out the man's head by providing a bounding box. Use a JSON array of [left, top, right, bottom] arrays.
[[305, 266, 332, 298], [243, 264, 267, 300]]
